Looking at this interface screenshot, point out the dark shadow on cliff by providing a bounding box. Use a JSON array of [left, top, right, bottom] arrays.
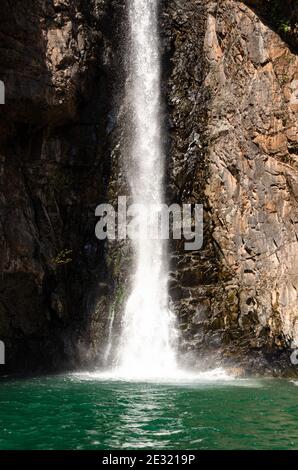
[[243, 0, 298, 53], [0, 0, 124, 376]]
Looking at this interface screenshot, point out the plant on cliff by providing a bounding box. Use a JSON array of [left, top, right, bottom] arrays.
[[245, 0, 298, 49], [51, 249, 73, 266], [266, 0, 297, 43]]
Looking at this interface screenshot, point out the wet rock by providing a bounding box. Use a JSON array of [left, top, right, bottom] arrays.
[[164, 0, 298, 376]]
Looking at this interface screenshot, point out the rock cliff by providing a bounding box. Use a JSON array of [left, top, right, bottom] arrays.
[[0, 0, 124, 372], [164, 0, 298, 375], [0, 0, 297, 375]]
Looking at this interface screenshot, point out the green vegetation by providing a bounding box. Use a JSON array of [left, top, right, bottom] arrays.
[[114, 285, 125, 311], [52, 249, 73, 266], [279, 21, 291, 33], [266, 0, 297, 36]]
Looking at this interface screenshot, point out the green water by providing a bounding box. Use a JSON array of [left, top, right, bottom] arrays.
[[0, 374, 297, 450]]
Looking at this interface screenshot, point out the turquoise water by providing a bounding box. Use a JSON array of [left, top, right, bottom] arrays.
[[0, 374, 297, 450]]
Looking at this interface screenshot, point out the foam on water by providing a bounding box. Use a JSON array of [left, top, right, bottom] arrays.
[[71, 368, 264, 389]]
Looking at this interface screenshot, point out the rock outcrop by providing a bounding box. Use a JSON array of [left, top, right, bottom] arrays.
[[164, 0, 298, 375]]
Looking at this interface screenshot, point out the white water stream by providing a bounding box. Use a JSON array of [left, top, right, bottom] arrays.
[[98, 0, 229, 382], [114, 0, 178, 378]]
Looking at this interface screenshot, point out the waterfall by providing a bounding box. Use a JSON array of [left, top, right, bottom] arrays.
[[115, 0, 178, 378]]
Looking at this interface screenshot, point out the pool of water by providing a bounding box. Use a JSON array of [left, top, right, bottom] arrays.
[[0, 372, 297, 450]]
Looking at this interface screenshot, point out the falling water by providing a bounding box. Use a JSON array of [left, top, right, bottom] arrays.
[[115, 0, 178, 378]]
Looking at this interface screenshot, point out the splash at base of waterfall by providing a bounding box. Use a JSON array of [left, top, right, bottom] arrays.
[[115, 266, 178, 379], [83, 367, 234, 384]]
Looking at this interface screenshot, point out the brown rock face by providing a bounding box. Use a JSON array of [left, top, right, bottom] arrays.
[[164, 0, 298, 375]]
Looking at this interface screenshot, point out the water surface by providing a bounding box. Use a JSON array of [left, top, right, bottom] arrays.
[[0, 374, 297, 450]]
